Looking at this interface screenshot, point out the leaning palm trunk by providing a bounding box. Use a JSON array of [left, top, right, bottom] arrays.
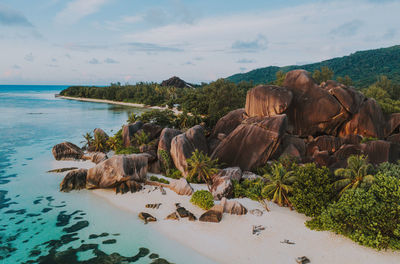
[[258, 198, 270, 212]]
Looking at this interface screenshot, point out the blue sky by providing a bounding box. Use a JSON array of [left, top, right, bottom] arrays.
[[0, 0, 399, 85]]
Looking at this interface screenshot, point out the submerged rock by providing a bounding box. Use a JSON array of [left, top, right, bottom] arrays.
[[52, 142, 83, 160], [60, 169, 87, 192]]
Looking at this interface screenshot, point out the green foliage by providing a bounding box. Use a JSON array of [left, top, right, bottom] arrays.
[[312, 66, 334, 84], [262, 163, 296, 207], [307, 173, 400, 250], [127, 113, 138, 124], [227, 45, 400, 88], [106, 136, 120, 151], [360, 137, 378, 143], [149, 176, 169, 184], [132, 131, 149, 146], [291, 163, 334, 217], [272, 70, 286, 86], [336, 75, 353, 86], [138, 109, 175, 127], [233, 179, 270, 211], [93, 131, 107, 152], [158, 149, 172, 174], [186, 150, 219, 191], [334, 155, 374, 197], [376, 162, 400, 178], [165, 168, 183, 179], [190, 190, 214, 210], [115, 146, 139, 155], [81, 132, 93, 149]]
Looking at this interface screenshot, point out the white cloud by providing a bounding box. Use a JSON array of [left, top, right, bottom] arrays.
[[24, 52, 34, 62], [55, 0, 110, 24]]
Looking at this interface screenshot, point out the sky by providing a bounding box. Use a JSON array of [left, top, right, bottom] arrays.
[[0, 0, 399, 85]]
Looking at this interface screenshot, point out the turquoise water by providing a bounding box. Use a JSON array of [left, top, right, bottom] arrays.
[[0, 86, 216, 263]]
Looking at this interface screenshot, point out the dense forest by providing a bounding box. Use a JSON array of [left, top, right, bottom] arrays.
[[227, 45, 400, 88]]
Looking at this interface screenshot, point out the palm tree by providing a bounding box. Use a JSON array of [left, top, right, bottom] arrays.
[[334, 155, 374, 197], [262, 163, 296, 207], [127, 113, 138, 124], [245, 180, 270, 212], [186, 150, 219, 191], [106, 136, 118, 151], [133, 131, 149, 146], [81, 132, 93, 149], [93, 132, 106, 152]]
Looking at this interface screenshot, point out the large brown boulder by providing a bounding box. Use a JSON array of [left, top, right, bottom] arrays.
[[339, 99, 385, 139], [199, 204, 223, 223], [211, 115, 287, 171], [91, 152, 108, 164], [170, 125, 208, 177], [220, 197, 247, 215], [213, 167, 242, 182], [387, 134, 400, 144], [93, 128, 109, 140], [211, 108, 246, 137], [283, 70, 349, 136], [86, 154, 148, 189], [169, 178, 193, 195], [362, 140, 400, 164], [211, 176, 233, 200], [52, 142, 84, 160], [385, 113, 400, 137], [138, 123, 163, 141], [157, 128, 182, 161], [275, 134, 306, 159], [323, 81, 365, 114], [122, 121, 143, 147], [60, 169, 87, 192], [307, 135, 344, 155], [245, 85, 293, 118]]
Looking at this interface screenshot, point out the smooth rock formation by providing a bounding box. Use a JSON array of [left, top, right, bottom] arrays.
[[115, 180, 142, 194], [170, 125, 208, 177], [211, 176, 233, 200], [165, 212, 179, 221], [283, 70, 349, 136], [122, 121, 143, 147], [276, 134, 306, 159], [385, 113, 400, 137], [91, 152, 108, 164], [245, 85, 293, 117], [211, 108, 246, 137], [307, 136, 344, 156], [199, 204, 223, 223], [93, 128, 109, 139], [157, 128, 182, 161], [138, 123, 163, 141], [60, 169, 87, 192], [323, 81, 365, 114], [242, 171, 264, 181], [161, 76, 188, 88], [211, 115, 287, 170], [86, 154, 148, 189], [362, 140, 400, 164], [52, 142, 83, 160], [169, 178, 193, 196], [213, 167, 242, 182], [220, 197, 247, 215], [138, 212, 156, 224], [339, 99, 385, 139]]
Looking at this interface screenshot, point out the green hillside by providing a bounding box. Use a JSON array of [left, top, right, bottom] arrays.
[[227, 45, 400, 88]]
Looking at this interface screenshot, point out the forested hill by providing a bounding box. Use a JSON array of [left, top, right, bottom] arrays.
[[227, 45, 400, 88]]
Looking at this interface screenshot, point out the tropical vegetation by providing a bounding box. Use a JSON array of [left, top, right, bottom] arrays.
[[186, 150, 219, 191], [190, 190, 214, 210]]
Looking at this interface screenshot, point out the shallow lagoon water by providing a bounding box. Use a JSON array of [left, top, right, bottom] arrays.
[[0, 86, 216, 263]]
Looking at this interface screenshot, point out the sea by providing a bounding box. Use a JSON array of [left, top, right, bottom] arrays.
[[0, 85, 216, 264]]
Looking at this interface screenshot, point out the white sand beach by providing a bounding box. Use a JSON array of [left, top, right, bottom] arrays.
[[51, 159, 400, 264], [58, 96, 182, 114]]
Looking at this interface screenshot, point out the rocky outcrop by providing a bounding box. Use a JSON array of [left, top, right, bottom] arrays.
[[275, 134, 306, 159], [122, 121, 143, 147], [161, 76, 188, 88], [115, 180, 142, 194], [385, 113, 400, 137], [323, 81, 365, 114], [86, 154, 148, 189], [170, 125, 208, 177], [138, 123, 163, 141], [211, 176, 233, 200], [199, 204, 223, 223], [60, 169, 87, 192], [214, 167, 242, 182], [169, 178, 193, 195], [91, 152, 108, 164], [52, 142, 84, 160], [157, 128, 182, 161], [245, 85, 293, 118], [93, 128, 109, 139], [212, 109, 246, 137], [220, 197, 247, 215], [307, 136, 344, 156], [138, 212, 156, 224], [283, 70, 349, 136], [362, 140, 400, 164], [339, 99, 385, 139], [211, 115, 287, 171]]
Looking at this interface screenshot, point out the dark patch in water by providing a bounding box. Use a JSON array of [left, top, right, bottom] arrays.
[[102, 239, 116, 244], [149, 253, 159, 259], [74, 216, 83, 220], [89, 233, 108, 239], [15, 219, 24, 225], [56, 210, 81, 227], [25, 158, 33, 160], [27, 213, 41, 217], [33, 198, 42, 205], [42, 208, 52, 213], [5, 209, 26, 215], [63, 221, 89, 233]]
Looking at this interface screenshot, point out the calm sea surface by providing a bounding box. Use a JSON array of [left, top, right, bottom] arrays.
[[0, 85, 215, 263]]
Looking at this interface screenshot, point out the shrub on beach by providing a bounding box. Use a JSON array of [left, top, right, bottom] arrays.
[[307, 172, 400, 250], [190, 190, 214, 210], [149, 176, 169, 184]]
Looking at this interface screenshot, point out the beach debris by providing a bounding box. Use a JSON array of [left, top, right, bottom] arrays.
[[160, 186, 166, 195], [165, 212, 179, 221], [199, 205, 223, 223], [252, 225, 265, 235], [296, 256, 310, 264], [280, 239, 296, 245], [138, 212, 157, 224], [145, 203, 161, 209], [47, 167, 78, 173], [249, 209, 263, 216]]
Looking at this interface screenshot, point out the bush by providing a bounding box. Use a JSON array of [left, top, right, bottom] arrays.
[[165, 168, 183, 179], [307, 173, 400, 250], [361, 137, 378, 143], [291, 163, 334, 217], [190, 190, 214, 210], [138, 109, 175, 127], [149, 176, 169, 184], [115, 146, 139, 155]]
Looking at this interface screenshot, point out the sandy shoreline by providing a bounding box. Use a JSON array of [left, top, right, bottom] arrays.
[[91, 177, 400, 264], [58, 95, 182, 114]]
